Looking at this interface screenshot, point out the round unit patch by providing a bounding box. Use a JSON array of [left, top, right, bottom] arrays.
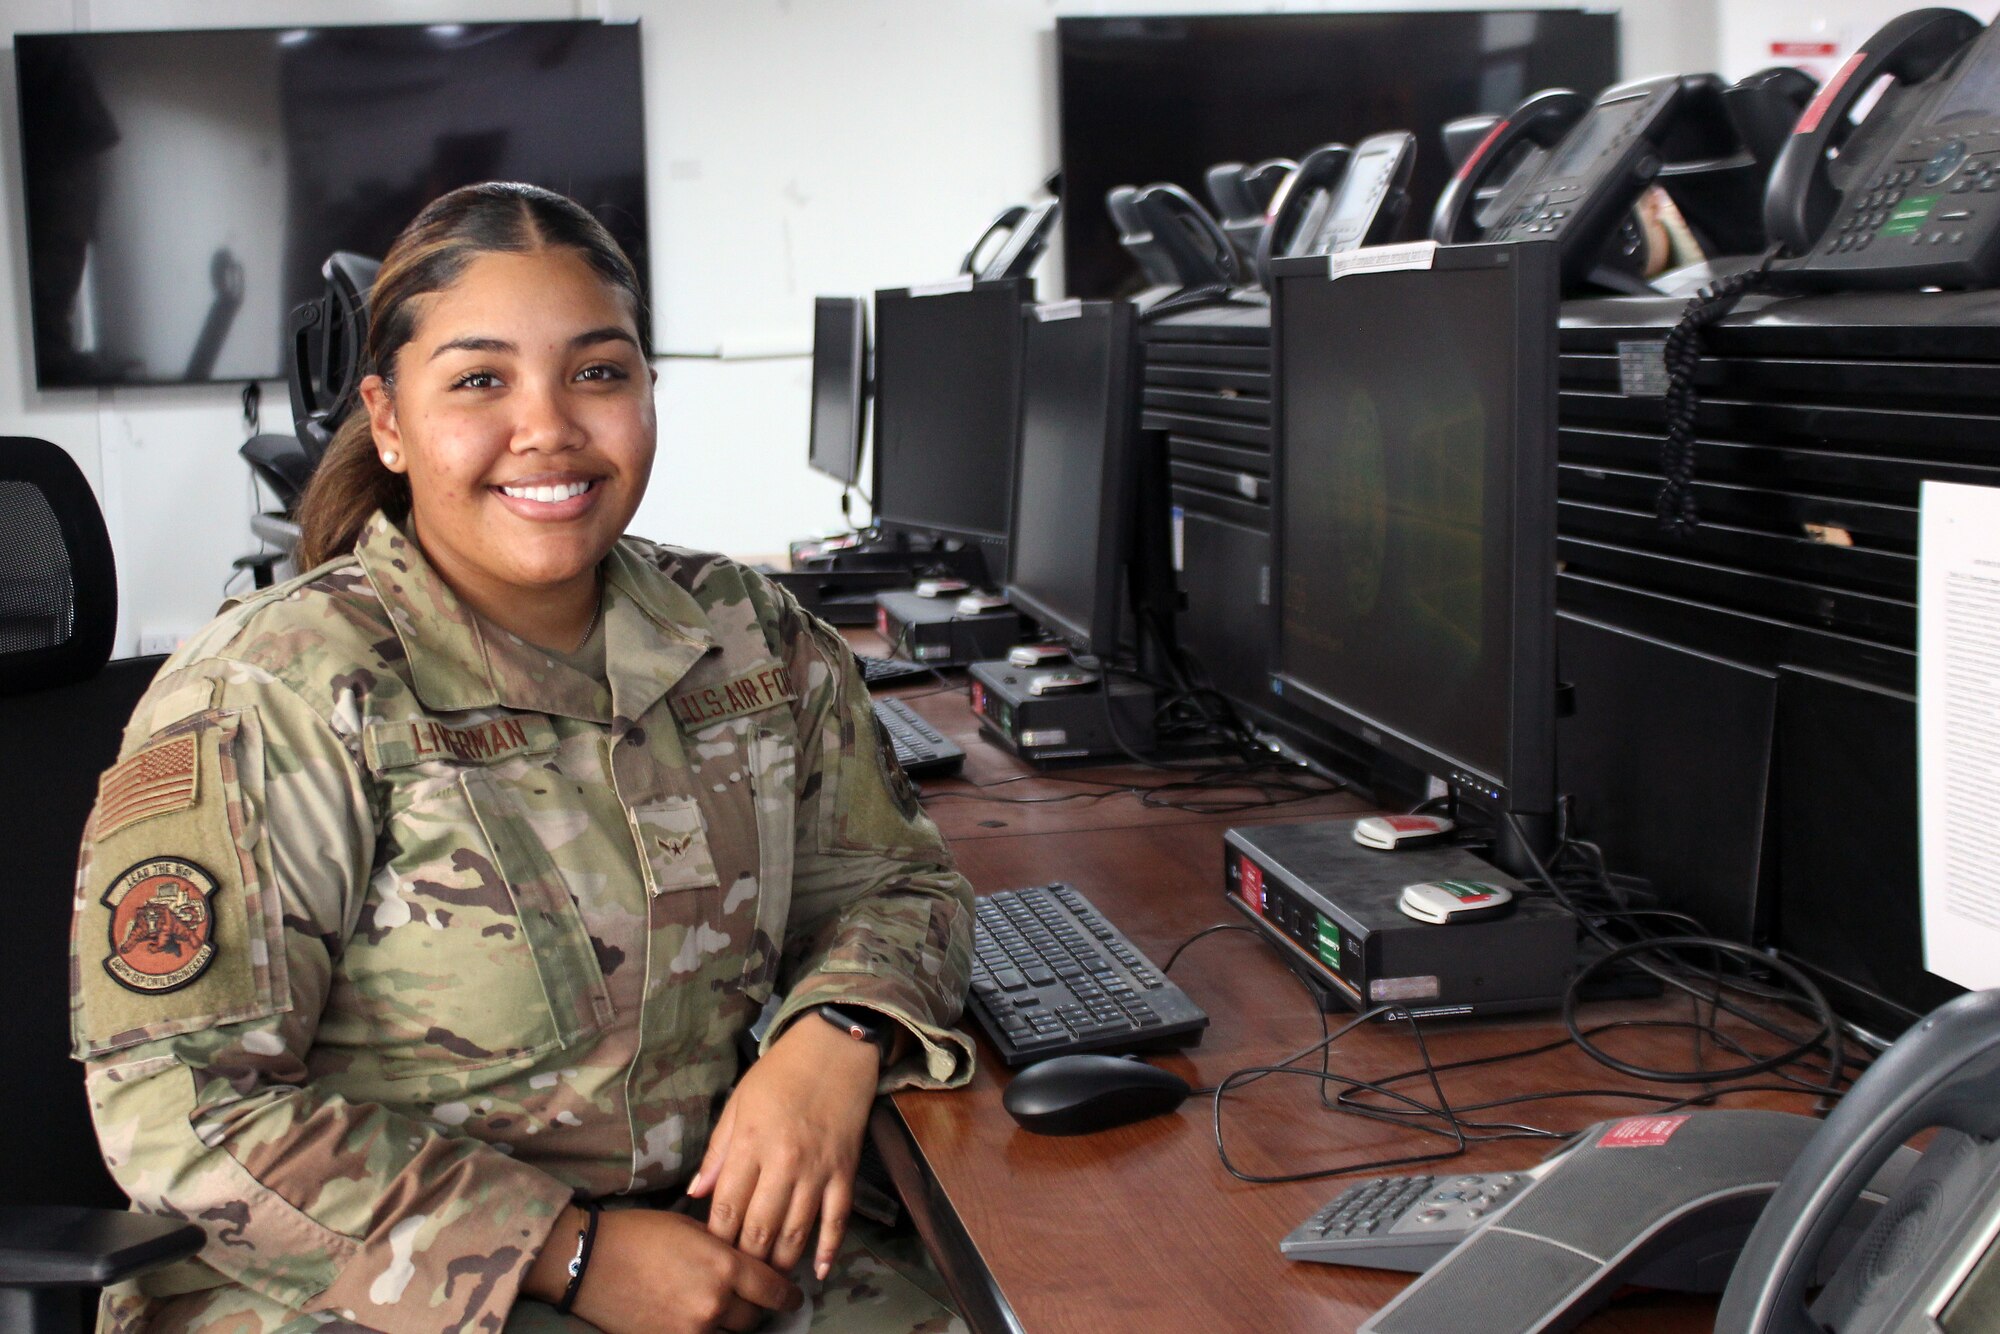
[[101, 857, 219, 994]]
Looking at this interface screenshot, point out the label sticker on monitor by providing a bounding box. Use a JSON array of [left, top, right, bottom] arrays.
[[1035, 299, 1084, 321], [1170, 505, 1185, 571], [1328, 240, 1438, 281], [908, 276, 976, 297]]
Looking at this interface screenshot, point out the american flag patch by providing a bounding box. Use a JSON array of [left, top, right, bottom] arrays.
[[97, 735, 200, 839]]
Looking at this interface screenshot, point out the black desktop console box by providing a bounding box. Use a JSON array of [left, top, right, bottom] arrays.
[[874, 590, 1023, 667], [967, 660, 1157, 763], [1224, 819, 1576, 1019]]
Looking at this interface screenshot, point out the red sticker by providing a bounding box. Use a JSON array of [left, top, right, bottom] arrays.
[[1795, 51, 1867, 135], [970, 681, 987, 717], [1239, 857, 1266, 910], [1599, 1114, 1692, 1148], [1384, 816, 1445, 832], [875, 606, 891, 637]]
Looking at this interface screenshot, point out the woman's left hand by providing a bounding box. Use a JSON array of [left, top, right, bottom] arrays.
[[687, 1011, 884, 1280]]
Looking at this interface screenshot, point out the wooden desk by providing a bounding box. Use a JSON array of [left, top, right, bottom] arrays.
[[866, 665, 1831, 1334]]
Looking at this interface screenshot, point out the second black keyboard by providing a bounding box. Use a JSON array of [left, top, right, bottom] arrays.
[[968, 883, 1209, 1066], [857, 653, 934, 687], [872, 697, 964, 778]]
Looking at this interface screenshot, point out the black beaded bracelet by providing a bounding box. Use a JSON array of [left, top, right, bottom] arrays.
[[554, 1199, 602, 1316]]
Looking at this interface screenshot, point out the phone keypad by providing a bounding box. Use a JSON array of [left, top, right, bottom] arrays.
[[1498, 106, 1652, 239]]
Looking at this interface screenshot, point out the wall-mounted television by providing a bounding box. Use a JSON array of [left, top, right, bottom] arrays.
[[14, 20, 649, 389], [1057, 10, 1619, 299]]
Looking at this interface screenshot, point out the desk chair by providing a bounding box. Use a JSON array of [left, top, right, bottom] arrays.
[[0, 438, 204, 1331]]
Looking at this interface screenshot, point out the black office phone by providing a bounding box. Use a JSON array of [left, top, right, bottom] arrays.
[[1431, 88, 1589, 245], [1205, 157, 1295, 270], [1715, 987, 2000, 1334], [1255, 131, 1416, 281], [1764, 7, 2000, 289], [1106, 185, 1184, 289], [1481, 73, 1720, 290], [960, 200, 1060, 282], [1132, 182, 1241, 294]]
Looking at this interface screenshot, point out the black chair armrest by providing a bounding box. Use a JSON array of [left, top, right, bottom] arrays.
[[0, 1206, 203, 1287]]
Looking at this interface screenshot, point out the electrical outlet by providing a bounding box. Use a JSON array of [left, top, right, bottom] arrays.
[[137, 630, 188, 656]]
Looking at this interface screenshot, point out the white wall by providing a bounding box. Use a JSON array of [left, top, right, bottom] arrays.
[[4, 0, 1728, 651], [1717, 1, 2000, 82]]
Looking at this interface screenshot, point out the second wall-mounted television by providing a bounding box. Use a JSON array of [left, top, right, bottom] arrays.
[[15, 19, 649, 389], [1057, 10, 1619, 299]]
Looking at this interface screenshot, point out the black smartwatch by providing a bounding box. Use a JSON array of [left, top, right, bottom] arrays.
[[816, 1004, 895, 1061]]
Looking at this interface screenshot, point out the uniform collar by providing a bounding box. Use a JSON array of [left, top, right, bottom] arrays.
[[354, 511, 716, 724]]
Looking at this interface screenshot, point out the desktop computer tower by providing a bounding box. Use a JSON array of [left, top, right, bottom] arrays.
[[1556, 613, 1778, 946], [874, 591, 1024, 668], [967, 661, 1156, 763]]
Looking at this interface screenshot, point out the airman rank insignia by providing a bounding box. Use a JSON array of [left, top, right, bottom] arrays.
[[102, 857, 219, 995]]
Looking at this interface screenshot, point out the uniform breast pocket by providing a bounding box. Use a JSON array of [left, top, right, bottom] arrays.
[[343, 767, 613, 1078]]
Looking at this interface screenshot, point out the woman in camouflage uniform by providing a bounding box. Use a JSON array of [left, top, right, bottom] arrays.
[[70, 183, 974, 1334]]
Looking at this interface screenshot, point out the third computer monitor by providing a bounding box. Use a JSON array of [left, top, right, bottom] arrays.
[[1268, 241, 1560, 850], [1006, 300, 1141, 657], [807, 296, 868, 488], [871, 278, 1028, 581]]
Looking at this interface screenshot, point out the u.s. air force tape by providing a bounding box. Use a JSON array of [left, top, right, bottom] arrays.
[[670, 663, 795, 729]]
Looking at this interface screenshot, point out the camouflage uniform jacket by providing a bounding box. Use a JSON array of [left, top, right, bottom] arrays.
[[69, 511, 976, 1333]]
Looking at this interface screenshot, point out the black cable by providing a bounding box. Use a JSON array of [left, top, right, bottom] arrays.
[[1654, 247, 1781, 534], [1502, 807, 1847, 1109]]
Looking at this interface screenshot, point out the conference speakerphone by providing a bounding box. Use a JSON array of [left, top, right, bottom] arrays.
[[967, 661, 1157, 763], [1224, 819, 1575, 1018], [874, 590, 1024, 668]]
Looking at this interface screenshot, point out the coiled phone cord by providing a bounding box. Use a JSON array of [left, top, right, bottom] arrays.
[[1654, 246, 1784, 534]]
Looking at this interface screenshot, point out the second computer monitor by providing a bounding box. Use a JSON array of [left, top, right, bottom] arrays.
[[1006, 300, 1140, 657], [1269, 241, 1560, 829], [871, 279, 1029, 578], [807, 296, 869, 487]]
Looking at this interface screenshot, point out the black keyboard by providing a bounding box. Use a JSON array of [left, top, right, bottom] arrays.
[[968, 883, 1209, 1066], [857, 653, 934, 687], [872, 697, 964, 778]]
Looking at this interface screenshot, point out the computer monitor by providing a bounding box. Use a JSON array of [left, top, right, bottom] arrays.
[[871, 279, 1029, 581], [1268, 241, 1559, 865], [1006, 300, 1141, 657], [807, 297, 869, 487]]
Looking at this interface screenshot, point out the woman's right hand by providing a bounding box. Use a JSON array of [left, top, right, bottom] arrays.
[[526, 1205, 802, 1333]]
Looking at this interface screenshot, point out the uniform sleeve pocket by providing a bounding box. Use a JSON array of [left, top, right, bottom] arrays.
[[72, 710, 286, 1059]]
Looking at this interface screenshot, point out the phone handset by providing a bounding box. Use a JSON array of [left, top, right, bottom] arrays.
[[1763, 7, 1984, 256], [979, 199, 1059, 282], [1714, 988, 2000, 1334], [1253, 142, 1352, 286], [1431, 88, 1589, 245], [961, 205, 1030, 278]]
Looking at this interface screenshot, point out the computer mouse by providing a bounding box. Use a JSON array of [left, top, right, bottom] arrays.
[[1002, 1054, 1193, 1136]]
